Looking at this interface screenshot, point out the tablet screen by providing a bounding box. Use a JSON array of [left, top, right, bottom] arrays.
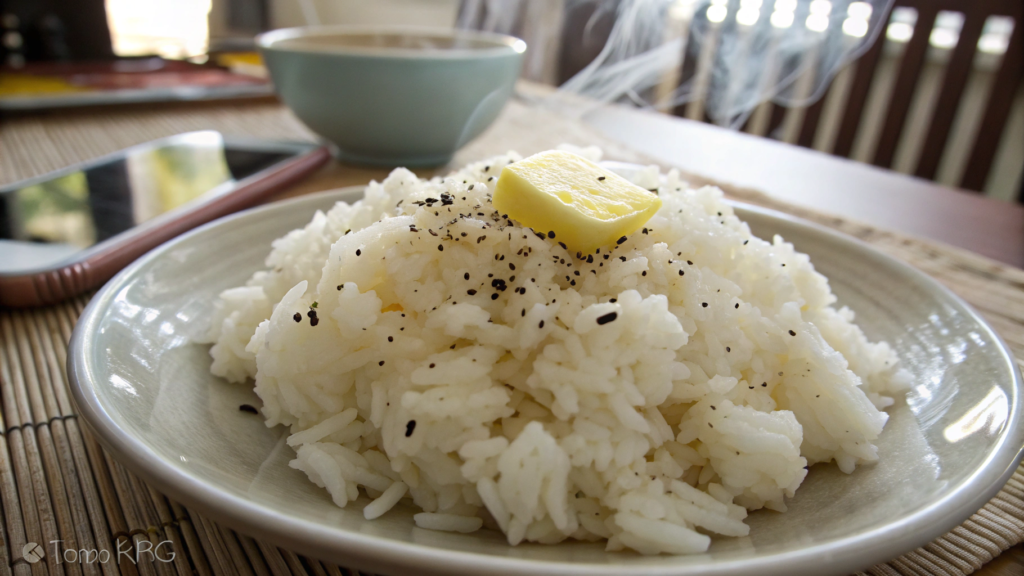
[[0, 132, 296, 272]]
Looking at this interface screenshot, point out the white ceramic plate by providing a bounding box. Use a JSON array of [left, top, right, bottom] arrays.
[[69, 186, 1024, 576]]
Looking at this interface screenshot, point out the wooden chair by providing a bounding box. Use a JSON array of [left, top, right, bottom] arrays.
[[465, 0, 1020, 198], [673, 0, 1023, 196]]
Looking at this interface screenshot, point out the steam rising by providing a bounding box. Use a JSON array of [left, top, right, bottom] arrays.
[[460, 0, 893, 128]]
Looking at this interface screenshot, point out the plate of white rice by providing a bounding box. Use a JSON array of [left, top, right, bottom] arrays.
[[69, 149, 1024, 576]]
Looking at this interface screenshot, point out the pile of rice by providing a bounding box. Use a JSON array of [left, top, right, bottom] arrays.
[[201, 146, 909, 554]]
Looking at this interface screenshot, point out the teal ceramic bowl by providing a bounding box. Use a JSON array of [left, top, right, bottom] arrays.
[[257, 26, 526, 166]]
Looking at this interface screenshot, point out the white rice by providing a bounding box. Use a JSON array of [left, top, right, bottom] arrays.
[[200, 146, 910, 554]]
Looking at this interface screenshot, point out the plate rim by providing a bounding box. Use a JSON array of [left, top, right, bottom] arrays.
[[68, 186, 1024, 576]]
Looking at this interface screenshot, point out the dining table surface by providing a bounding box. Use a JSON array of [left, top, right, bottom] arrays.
[[0, 83, 1023, 576]]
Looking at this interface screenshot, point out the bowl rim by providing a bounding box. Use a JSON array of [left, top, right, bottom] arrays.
[[68, 186, 1024, 576], [256, 25, 527, 60]]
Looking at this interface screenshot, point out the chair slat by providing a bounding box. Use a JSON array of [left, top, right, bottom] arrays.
[[961, 16, 1023, 191], [914, 13, 986, 180], [673, 22, 704, 118], [767, 102, 788, 139], [833, 6, 891, 157], [872, 5, 939, 168], [896, 0, 1019, 18], [798, 83, 832, 148]]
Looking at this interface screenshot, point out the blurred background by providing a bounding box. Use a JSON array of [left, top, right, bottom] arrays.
[[0, 0, 1020, 202]]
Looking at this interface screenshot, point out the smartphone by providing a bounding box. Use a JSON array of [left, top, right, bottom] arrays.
[[0, 131, 330, 307]]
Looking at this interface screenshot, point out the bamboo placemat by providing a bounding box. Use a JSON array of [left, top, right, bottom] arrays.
[[1, 91, 1023, 576]]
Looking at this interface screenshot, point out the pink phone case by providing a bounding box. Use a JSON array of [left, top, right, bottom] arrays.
[[0, 144, 330, 307]]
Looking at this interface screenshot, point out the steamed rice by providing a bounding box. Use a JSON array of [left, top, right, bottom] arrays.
[[201, 146, 910, 554]]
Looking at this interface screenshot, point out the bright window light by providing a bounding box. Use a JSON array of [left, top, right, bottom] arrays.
[[983, 16, 1014, 35], [842, 17, 869, 37], [929, 28, 959, 49], [774, 0, 797, 12], [935, 10, 964, 33], [809, 0, 832, 15], [105, 0, 211, 58], [977, 33, 1009, 54], [770, 10, 794, 28], [886, 22, 914, 42], [737, 7, 761, 25], [669, 1, 697, 21], [806, 13, 829, 31], [710, 0, 729, 5], [891, 7, 917, 25], [740, 0, 763, 8], [847, 2, 872, 20], [707, 4, 728, 22]]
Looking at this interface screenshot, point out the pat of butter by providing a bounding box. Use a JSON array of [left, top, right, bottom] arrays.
[[492, 150, 662, 254]]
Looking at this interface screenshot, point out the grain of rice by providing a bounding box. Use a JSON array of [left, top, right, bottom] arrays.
[[364, 481, 409, 519]]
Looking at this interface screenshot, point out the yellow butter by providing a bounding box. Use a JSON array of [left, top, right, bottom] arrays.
[[492, 150, 661, 254]]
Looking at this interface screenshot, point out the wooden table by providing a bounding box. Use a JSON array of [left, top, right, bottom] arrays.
[[1, 93, 1022, 576], [583, 105, 1024, 269]]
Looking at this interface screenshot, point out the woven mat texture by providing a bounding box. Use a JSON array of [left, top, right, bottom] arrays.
[[1, 93, 1023, 576]]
